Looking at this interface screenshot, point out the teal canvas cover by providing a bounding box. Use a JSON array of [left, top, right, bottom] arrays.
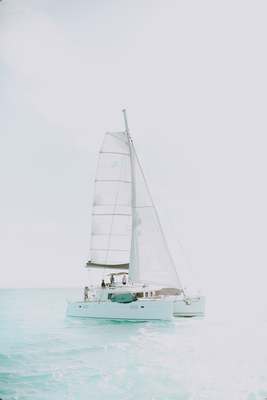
[[110, 293, 137, 303]]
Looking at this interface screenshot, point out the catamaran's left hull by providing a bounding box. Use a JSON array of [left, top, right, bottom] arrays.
[[66, 299, 173, 321]]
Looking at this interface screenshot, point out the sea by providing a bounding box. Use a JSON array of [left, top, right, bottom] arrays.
[[0, 288, 267, 400]]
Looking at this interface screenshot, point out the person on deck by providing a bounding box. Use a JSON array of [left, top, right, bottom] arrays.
[[110, 274, 115, 286], [101, 279, 106, 288], [84, 286, 89, 301], [122, 274, 127, 285]]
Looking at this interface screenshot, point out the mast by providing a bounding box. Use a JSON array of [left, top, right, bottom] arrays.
[[122, 109, 139, 283], [122, 109, 130, 136]]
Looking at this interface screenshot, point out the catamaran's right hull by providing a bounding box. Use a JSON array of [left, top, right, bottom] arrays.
[[173, 296, 205, 317], [67, 299, 173, 321]]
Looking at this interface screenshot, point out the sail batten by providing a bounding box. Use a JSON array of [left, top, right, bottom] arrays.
[[92, 213, 131, 217], [95, 179, 131, 184], [93, 203, 130, 207], [91, 233, 129, 237], [91, 249, 129, 252], [100, 151, 130, 156]]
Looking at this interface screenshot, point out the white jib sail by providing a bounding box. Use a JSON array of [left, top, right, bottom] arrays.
[[128, 139, 182, 289]]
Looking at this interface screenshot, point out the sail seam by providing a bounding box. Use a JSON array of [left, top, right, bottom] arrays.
[[100, 151, 130, 156], [91, 233, 129, 237], [133, 205, 153, 208], [95, 179, 131, 184], [92, 249, 128, 252], [92, 213, 131, 216], [93, 203, 130, 207], [106, 131, 125, 135]]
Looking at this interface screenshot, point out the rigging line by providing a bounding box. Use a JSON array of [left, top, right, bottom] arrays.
[[173, 237, 193, 297]]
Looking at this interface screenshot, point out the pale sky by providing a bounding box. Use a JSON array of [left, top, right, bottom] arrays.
[[1, 0, 267, 314]]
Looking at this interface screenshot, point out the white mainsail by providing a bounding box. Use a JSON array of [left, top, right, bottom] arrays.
[[87, 112, 182, 289], [87, 131, 132, 269]]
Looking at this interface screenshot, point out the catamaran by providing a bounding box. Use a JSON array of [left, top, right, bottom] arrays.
[[67, 110, 204, 321]]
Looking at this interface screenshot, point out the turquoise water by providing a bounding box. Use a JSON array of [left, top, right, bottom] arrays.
[[0, 289, 267, 400]]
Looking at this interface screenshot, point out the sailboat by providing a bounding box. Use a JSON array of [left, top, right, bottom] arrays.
[[67, 110, 205, 321]]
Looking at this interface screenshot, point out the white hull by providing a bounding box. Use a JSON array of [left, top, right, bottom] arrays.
[[67, 299, 173, 321], [173, 296, 205, 317]]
